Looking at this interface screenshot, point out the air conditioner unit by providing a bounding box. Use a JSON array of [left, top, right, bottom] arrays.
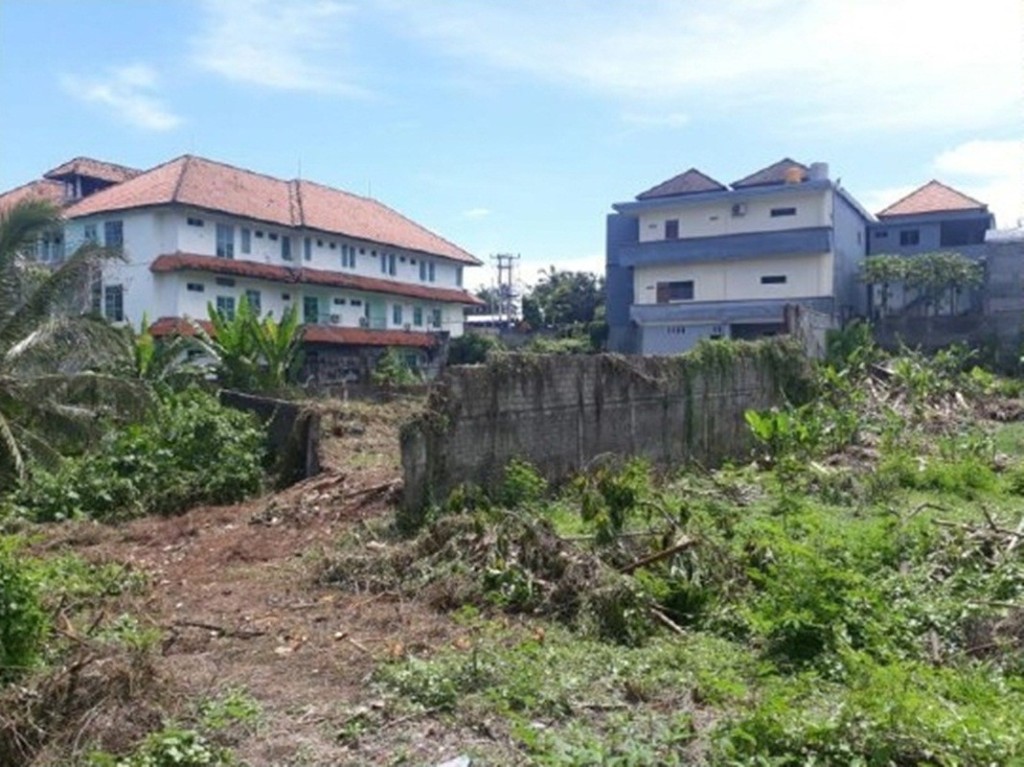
[[329, 314, 341, 324], [358, 316, 369, 328], [403, 323, 412, 331], [731, 202, 747, 217]]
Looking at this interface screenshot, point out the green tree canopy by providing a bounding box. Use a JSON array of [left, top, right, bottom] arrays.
[[0, 199, 144, 483], [523, 266, 604, 327]]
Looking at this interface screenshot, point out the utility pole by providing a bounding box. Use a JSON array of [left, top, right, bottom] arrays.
[[491, 253, 520, 326]]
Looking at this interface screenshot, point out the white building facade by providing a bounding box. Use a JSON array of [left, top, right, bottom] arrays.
[[3, 156, 482, 381]]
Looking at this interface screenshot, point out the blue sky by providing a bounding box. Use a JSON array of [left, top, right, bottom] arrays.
[[1, 0, 1021, 291]]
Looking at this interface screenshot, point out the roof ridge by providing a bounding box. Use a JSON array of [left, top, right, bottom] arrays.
[[291, 179, 304, 228], [171, 155, 191, 203]]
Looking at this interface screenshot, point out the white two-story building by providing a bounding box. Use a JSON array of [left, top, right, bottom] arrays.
[[2, 155, 483, 380]]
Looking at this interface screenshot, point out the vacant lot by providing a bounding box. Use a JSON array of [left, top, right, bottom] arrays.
[[4, 346, 1024, 766]]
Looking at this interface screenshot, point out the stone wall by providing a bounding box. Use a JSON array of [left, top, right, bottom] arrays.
[[219, 390, 321, 486], [401, 340, 808, 512]]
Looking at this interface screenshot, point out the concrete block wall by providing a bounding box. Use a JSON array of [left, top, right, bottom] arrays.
[[401, 341, 807, 512]]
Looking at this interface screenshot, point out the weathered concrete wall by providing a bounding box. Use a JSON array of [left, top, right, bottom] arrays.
[[401, 340, 808, 512], [219, 390, 321, 486]]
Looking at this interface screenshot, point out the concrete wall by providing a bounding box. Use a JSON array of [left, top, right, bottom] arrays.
[[831, 190, 869, 319], [401, 341, 807, 512], [219, 390, 322, 487]]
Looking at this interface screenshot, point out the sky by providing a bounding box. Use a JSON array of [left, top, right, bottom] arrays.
[[1, 0, 1021, 292]]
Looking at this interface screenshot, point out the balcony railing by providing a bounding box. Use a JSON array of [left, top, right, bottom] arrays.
[[617, 227, 832, 267]]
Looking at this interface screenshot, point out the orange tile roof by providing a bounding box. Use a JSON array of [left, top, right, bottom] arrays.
[[149, 315, 436, 348], [148, 317, 214, 337], [302, 325, 438, 348], [0, 179, 65, 212], [44, 157, 142, 184], [149, 252, 485, 306], [65, 155, 481, 265], [877, 180, 988, 217]]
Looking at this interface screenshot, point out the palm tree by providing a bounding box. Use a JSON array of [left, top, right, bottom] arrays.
[[0, 198, 145, 484]]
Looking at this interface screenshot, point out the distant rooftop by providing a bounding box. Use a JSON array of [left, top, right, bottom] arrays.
[[877, 180, 988, 218], [731, 158, 809, 188], [43, 157, 143, 184], [636, 168, 728, 200]]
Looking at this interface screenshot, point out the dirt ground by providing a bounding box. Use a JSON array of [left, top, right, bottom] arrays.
[[27, 396, 480, 767]]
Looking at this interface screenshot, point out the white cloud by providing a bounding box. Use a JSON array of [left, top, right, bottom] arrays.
[[378, 0, 1022, 132], [863, 139, 1024, 227], [933, 139, 1024, 228], [61, 64, 181, 131], [463, 207, 491, 219], [192, 0, 366, 95]]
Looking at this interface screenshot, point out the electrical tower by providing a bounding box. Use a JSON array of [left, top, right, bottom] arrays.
[[491, 253, 520, 325]]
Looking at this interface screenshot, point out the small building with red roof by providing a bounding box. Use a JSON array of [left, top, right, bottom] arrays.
[[868, 180, 993, 256]]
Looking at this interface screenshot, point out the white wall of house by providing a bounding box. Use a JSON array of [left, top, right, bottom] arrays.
[[633, 252, 834, 304], [64, 205, 472, 334], [170, 208, 465, 289], [637, 188, 831, 242]]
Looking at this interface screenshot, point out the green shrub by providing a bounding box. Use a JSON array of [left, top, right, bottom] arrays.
[[88, 727, 232, 767], [499, 459, 548, 507], [371, 348, 419, 387], [0, 537, 47, 681], [447, 333, 504, 365], [14, 389, 265, 521]]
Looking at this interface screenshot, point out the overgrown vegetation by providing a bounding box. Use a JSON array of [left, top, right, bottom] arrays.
[[325, 333, 1024, 764], [10, 388, 265, 522]]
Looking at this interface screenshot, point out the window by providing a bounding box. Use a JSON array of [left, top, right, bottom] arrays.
[[760, 275, 787, 285], [655, 281, 694, 303], [665, 219, 680, 239], [393, 304, 403, 325], [303, 296, 320, 324], [240, 228, 251, 254], [187, 217, 204, 227], [104, 284, 124, 321], [281, 292, 291, 301], [281, 236, 292, 260], [329, 241, 336, 249], [304, 237, 312, 261], [245, 289, 261, 314], [341, 244, 356, 268], [268, 232, 279, 241], [186, 282, 205, 292], [419, 261, 427, 281], [216, 223, 234, 259], [413, 306, 423, 327], [316, 239, 323, 247], [770, 207, 797, 217], [874, 230, 888, 238], [380, 252, 396, 275], [215, 277, 235, 287], [84, 223, 98, 244], [91, 278, 102, 314], [428, 262, 435, 282], [350, 299, 362, 307], [900, 229, 920, 246], [456, 267, 463, 287], [255, 230, 264, 238], [216, 295, 235, 320], [104, 220, 123, 248], [431, 308, 442, 328], [388, 253, 396, 276]]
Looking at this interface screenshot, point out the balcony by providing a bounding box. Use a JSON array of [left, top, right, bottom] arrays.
[[617, 227, 832, 268], [630, 296, 835, 325]]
